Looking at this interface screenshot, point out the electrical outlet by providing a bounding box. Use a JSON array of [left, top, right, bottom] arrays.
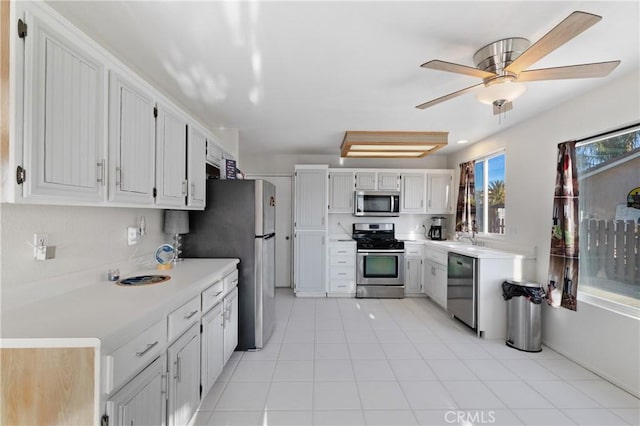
[[127, 227, 138, 246], [33, 233, 48, 257]]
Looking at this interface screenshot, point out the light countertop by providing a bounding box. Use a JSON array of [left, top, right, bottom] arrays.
[[1, 259, 239, 353]]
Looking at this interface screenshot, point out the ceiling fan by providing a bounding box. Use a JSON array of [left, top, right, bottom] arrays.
[[415, 11, 621, 115]]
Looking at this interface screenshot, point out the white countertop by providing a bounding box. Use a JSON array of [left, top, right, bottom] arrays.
[[399, 236, 533, 259], [1, 259, 239, 353], [329, 233, 532, 259]]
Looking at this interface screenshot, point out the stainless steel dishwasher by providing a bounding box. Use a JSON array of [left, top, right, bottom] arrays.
[[447, 252, 477, 329]]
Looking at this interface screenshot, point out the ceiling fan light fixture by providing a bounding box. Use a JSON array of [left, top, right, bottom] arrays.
[[475, 81, 527, 105]]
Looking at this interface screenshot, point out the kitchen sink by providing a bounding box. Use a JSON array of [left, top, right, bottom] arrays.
[[116, 275, 171, 286]]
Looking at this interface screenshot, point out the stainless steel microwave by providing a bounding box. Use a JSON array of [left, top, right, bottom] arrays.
[[354, 191, 400, 217]]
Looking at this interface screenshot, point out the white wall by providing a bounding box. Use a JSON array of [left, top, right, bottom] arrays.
[[239, 152, 448, 174], [0, 204, 166, 299], [447, 69, 640, 396]]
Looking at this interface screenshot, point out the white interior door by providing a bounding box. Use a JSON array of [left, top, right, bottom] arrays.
[[246, 175, 293, 288]]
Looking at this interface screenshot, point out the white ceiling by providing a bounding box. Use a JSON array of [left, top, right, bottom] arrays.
[[47, 1, 640, 157]]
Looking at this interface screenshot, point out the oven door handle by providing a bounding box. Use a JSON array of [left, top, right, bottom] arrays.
[[357, 249, 405, 254]]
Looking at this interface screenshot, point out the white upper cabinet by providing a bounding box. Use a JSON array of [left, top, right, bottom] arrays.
[[427, 171, 454, 214], [205, 135, 224, 167], [354, 172, 376, 190], [294, 167, 328, 230], [328, 171, 354, 213], [22, 9, 105, 201], [155, 104, 187, 207], [187, 125, 206, 209], [378, 172, 400, 191], [400, 173, 426, 213], [354, 171, 400, 191], [108, 71, 155, 204]]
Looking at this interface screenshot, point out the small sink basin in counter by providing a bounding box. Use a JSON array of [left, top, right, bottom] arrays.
[[116, 275, 171, 286]]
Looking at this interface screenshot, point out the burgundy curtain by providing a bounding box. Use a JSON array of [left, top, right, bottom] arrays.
[[548, 141, 580, 311], [455, 161, 476, 233]]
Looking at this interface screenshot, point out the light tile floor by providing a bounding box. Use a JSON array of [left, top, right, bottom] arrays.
[[191, 289, 640, 426]]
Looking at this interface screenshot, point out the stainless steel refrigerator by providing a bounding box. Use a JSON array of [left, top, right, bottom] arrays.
[[182, 179, 276, 351]]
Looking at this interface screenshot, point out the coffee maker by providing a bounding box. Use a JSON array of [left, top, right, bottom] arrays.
[[427, 217, 447, 240]]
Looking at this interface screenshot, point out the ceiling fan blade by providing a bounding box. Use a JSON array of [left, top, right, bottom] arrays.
[[421, 60, 496, 79], [493, 102, 513, 115], [505, 11, 602, 75], [415, 83, 484, 110], [517, 61, 621, 81]]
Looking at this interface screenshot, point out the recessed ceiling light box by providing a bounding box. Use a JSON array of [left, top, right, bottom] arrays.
[[341, 131, 448, 158]]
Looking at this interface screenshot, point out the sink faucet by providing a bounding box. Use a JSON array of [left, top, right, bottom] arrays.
[[456, 232, 478, 245], [456, 221, 480, 245]]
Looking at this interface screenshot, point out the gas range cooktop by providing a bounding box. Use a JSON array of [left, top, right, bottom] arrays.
[[352, 223, 405, 250]]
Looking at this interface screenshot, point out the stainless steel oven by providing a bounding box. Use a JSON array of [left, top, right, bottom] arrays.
[[357, 250, 404, 285], [353, 223, 405, 298]]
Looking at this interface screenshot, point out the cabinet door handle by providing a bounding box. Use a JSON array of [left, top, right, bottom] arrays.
[[135, 341, 159, 357], [97, 160, 106, 186], [182, 180, 188, 196], [191, 183, 196, 198], [175, 356, 182, 382], [115, 166, 122, 186], [184, 310, 199, 320]]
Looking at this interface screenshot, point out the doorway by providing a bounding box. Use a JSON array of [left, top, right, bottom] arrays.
[[245, 174, 293, 288]]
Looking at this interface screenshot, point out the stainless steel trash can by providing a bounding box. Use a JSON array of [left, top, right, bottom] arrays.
[[502, 280, 543, 352]]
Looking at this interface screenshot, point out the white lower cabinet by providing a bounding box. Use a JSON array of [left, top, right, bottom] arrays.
[[328, 241, 356, 296], [201, 303, 224, 396], [223, 287, 239, 364], [294, 231, 326, 295], [106, 355, 166, 426], [167, 324, 201, 426], [404, 257, 423, 294], [423, 248, 448, 309]]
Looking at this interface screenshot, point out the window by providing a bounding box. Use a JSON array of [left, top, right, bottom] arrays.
[[474, 152, 506, 235], [576, 124, 640, 309]]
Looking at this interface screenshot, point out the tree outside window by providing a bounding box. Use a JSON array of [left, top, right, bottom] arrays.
[[475, 152, 506, 235]]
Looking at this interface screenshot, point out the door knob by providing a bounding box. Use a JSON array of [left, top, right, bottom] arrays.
[[285, 236, 290, 240]]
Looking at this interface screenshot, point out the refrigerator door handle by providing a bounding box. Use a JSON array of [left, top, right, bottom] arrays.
[[256, 233, 276, 240]]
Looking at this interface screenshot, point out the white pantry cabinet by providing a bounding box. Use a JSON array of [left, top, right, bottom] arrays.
[[187, 125, 207, 208], [294, 165, 328, 296], [328, 171, 354, 213], [22, 8, 106, 202], [167, 324, 200, 426], [400, 173, 426, 213], [108, 71, 156, 204], [294, 166, 328, 230], [155, 103, 188, 207], [106, 355, 166, 426], [427, 171, 454, 214], [294, 231, 326, 295]]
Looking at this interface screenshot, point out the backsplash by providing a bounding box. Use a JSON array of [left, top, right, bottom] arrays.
[[328, 214, 455, 240], [0, 204, 165, 291]]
